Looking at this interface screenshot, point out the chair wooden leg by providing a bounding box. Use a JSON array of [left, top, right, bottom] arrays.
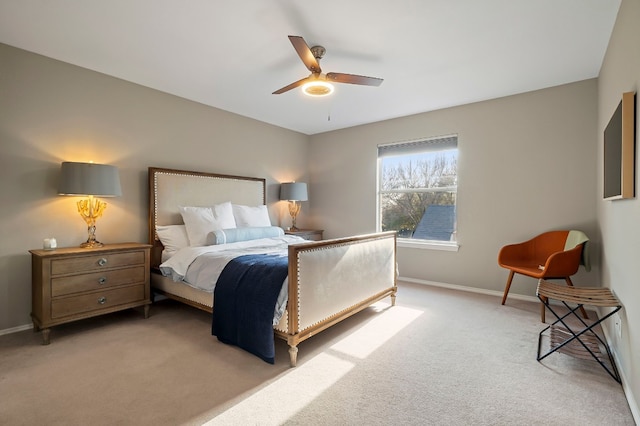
[[501, 271, 515, 305], [565, 277, 589, 319]]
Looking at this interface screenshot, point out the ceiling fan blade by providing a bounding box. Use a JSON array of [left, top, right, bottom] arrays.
[[288, 35, 321, 73], [326, 72, 383, 87], [272, 77, 310, 95]]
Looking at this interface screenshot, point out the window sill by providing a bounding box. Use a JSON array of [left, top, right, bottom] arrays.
[[397, 239, 459, 252]]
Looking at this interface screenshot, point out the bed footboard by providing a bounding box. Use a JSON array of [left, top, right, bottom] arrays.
[[275, 231, 397, 366]]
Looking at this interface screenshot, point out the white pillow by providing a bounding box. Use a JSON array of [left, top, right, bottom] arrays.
[[212, 202, 237, 228], [179, 202, 237, 246], [156, 224, 189, 253], [232, 204, 271, 227]]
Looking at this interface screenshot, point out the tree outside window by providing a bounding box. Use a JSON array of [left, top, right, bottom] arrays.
[[378, 136, 458, 242]]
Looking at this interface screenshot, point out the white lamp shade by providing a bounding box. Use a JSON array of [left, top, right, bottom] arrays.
[[280, 182, 308, 201], [58, 162, 122, 197]]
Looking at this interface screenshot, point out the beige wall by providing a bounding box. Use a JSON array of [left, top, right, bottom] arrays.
[[0, 43, 309, 331], [309, 79, 599, 293], [598, 0, 640, 417]]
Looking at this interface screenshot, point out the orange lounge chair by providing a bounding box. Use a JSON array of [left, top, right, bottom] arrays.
[[498, 230, 590, 322]]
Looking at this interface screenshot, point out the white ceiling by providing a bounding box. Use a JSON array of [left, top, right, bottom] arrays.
[[0, 0, 621, 135]]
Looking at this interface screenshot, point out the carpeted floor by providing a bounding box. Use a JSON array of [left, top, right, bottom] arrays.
[[0, 281, 634, 425]]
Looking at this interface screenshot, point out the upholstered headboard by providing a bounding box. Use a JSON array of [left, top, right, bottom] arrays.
[[148, 167, 266, 268]]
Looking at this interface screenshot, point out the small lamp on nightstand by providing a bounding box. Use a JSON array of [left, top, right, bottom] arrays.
[[58, 161, 122, 248], [280, 182, 308, 231]]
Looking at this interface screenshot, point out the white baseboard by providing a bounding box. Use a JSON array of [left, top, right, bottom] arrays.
[[398, 275, 540, 303], [601, 316, 640, 425], [0, 323, 33, 336]]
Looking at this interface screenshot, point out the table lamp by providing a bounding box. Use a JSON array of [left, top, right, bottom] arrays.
[[58, 161, 122, 248], [280, 182, 308, 231]]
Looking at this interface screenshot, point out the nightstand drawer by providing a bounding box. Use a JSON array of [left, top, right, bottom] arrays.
[[51, 285, 145, 319], [51, 266, 146, 297], [51, 251, 145, 275]]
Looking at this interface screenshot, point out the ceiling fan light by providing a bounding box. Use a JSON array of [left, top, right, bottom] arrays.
[[302, 80, 334, 97]]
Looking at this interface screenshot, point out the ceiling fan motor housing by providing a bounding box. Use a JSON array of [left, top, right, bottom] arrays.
[[310, 45, 326, 60]]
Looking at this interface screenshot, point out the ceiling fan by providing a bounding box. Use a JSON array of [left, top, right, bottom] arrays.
[[273, 35, 383, 96]]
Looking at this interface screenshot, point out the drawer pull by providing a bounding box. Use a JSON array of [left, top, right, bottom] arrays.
[[98, 277, 107, 285], [98, 296, 107, 305], [97, 258, 108, 266]]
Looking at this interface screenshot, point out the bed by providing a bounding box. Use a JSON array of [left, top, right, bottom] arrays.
[[148, 167, 397, 366]]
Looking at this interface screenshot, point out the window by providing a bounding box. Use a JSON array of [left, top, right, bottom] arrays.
[[377, 135, 458, 245]]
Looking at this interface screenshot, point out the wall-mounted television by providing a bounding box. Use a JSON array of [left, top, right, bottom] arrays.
[[603, 91, 636, 200]]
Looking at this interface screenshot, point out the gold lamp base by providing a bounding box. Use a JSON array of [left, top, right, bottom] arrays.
[[80, 239, 104, 248], [288, 201, 301, 231], [77, 197, 107, 248]]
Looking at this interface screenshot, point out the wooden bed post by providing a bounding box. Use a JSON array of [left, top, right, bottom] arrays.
[[288, 345, 298, 367]]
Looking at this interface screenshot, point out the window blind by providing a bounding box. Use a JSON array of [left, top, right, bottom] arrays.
[[378, 135, 458, 158]]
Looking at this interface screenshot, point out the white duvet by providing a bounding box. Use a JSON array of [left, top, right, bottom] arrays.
[[159, 235, 306, 324]]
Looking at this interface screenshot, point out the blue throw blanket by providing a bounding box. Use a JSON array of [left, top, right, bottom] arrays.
[[212, 253, 289, 364]]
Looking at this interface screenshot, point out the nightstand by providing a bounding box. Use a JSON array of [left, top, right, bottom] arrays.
[[285, 229, 324, 241], [30, 242, 152, 344]]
